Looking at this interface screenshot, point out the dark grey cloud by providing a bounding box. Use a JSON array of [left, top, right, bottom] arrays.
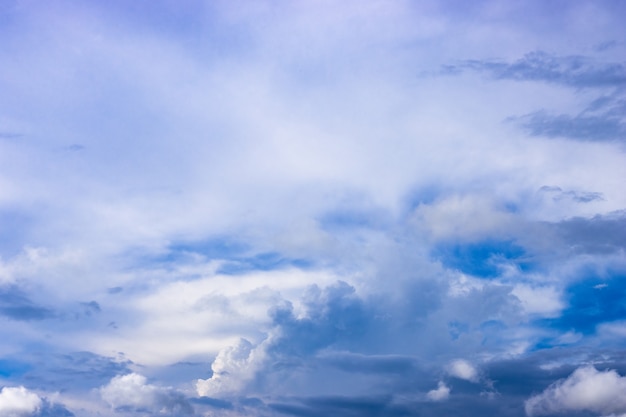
[[190, 396, 234, 409], [514, 110, 625, 142], [318, 351, 418, 375], [243, 347, 626, 417], [549, 210, 626, 254], [444, 51, 626, 88], [444, 52, 626, 142], [269, 395, 404, 417], [267, 281, 372, 359], [0, 285, 55, 321], [35, 400, 76, 417], [538, 186, 604, 203], [511, 95, 626, 142]]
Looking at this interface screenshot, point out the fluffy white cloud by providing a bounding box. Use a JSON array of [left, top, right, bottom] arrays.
[[512, 285, 564, 317], [0, 386, 42, 417], [427, 381, 450, 401], [196, 337, 269, 397], [100, 373, 158, 410], [525, 366, 626, 416], [100, 373, 192, 414], [448, 359, 479, 382]]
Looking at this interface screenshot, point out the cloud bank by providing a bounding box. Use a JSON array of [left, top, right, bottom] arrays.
[[1, 0, 625, 416]]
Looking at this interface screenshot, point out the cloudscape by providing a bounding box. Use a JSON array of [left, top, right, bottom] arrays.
[[1, 1, 626, 416]]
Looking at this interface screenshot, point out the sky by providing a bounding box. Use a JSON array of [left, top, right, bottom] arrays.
[[1, 0, 626, 416]]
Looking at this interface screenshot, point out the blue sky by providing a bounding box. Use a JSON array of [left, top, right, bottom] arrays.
[[1, 1, 626, 416]]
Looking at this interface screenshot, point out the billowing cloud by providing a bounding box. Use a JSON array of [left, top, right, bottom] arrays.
[[0, 386, 73, 417], [427, 382, 451, 401], [196, 338, 266, 397], [525, 366, 626, 416], [0, 386, 41, 417], [1, 1, 626, 416], [448, 360, 479, 382], [100, 373, 192, 415]]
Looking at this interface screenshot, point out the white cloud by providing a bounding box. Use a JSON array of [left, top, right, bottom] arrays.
[[100, 373, 158, 410], [86, 268, 341, 366], [448, 359, 479, 382], [525, 366, 626, 416], [196, 337, 269, 397], [100, 373, 192, 414], [427, 381, 450, 401], [511, 285, 564, 317], [1, 0, 626, 414], [0, 386, 42, 417]]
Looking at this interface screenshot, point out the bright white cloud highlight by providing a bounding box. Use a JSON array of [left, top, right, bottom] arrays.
[[448, 359, 479, 382], [512, 285, 564, 317], [427, 381, 450, 401], [525, 366, 626, 416], [196, 338, 268, 397], [100, 373, 192, 414], [0, 386, 42, 417], [100, 373, 158, 410]]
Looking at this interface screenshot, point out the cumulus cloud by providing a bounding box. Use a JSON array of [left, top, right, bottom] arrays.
[[426, 382, 450, 401], [525, 366, 626, 416], [196, 338, 267, 397], [1, 1, 626, 416], [0, 386, 42, 417], [0, 386, 75, 417], [448, 359, 479, 382], [100, 373, 192, 415]]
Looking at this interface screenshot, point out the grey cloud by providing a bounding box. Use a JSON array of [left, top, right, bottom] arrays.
[[538, 186, 604, 203], [549, 210, 626, 254], [268, 281, 372, 358], [78, 301, 101, 317], [445, 51, 626, 88], [107, 286, 123, 294], [0, 285, 55, 321], [512, 109, 625, 142], [35, 400, 76, 417], [594, 40, 620, 52], [510, 93, 626, 142], [318, 351, 418, 375], [269, 395, 402, 417]]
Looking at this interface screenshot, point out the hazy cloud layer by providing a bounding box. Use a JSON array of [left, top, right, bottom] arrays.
[[1, 0, 625, 416]]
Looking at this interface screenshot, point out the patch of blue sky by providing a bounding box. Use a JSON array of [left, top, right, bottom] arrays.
[[433, 239, 530, 278], [0, 358, 31, 377], [539, 275, 626, 335]]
